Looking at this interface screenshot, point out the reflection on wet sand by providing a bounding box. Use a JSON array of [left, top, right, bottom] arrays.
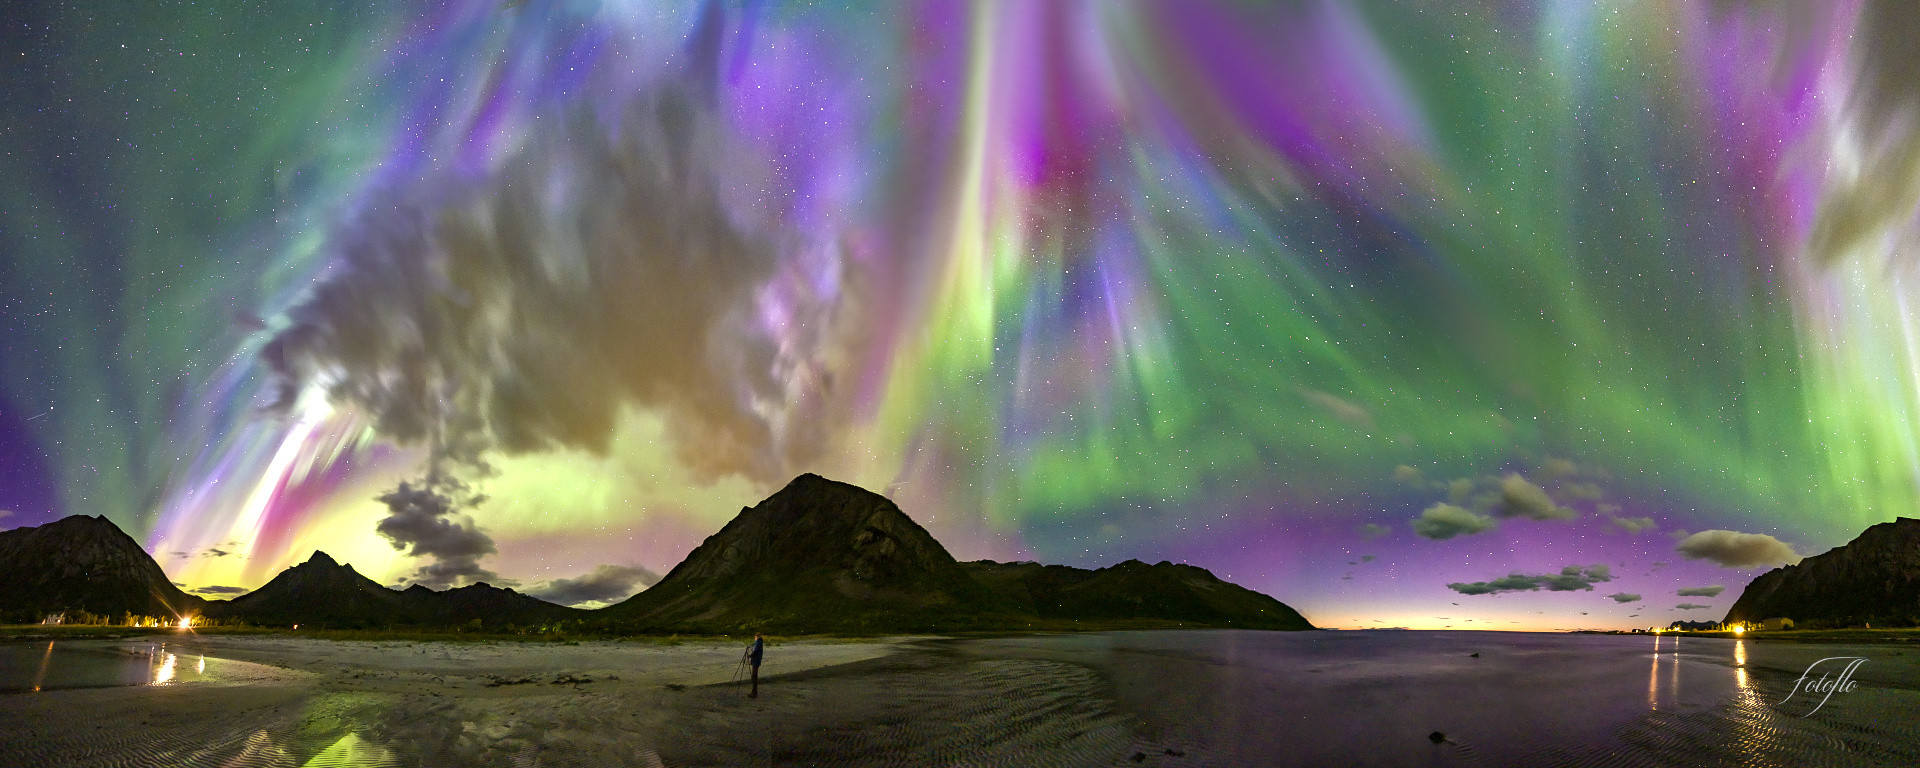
[[152, 648, 177, 685], [3, 632, 1916, 767], [30, 641, 52, 692], [1648, 633, 1660, 710]]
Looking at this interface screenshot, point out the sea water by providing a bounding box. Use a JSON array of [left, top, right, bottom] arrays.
[[661, 630, 1920, 766]]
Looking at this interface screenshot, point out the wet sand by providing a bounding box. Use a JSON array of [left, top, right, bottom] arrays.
[[2, 630, 1917, 766]]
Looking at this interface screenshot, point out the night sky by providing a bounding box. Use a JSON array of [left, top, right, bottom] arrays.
[[4, 0, 1919, 630]]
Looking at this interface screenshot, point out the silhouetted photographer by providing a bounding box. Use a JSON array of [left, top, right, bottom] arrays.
[[744, 633, 764, 697]]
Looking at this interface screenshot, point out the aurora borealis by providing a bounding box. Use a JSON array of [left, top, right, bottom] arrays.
[[5, 0, 1920, 631]]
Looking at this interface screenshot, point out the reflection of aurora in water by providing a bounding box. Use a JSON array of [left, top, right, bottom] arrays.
[[7, 1, 1920, 629]]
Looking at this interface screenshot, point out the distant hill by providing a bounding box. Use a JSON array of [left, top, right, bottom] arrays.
[[603, 473, 1315, 633], [0, 515, 207, 623], [961, 558, 1314, 630], [1724, 517, 1920, 629], [203, 551, 583, 629], [396, 580, 588, 627], [201, 551, 404, 628], [603, 474, 1018, 632]]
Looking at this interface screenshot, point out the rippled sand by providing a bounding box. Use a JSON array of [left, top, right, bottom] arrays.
[[2, 631, 1916, 766]]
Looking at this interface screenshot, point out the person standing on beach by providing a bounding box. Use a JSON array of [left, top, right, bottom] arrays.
[[747, 632, 765, 698]]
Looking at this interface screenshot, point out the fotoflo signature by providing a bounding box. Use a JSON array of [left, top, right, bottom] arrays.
[[1776, 656, 1867, 716]]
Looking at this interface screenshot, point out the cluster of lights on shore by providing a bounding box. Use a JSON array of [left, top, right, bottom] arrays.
[[1649, 624, 1746, 634]]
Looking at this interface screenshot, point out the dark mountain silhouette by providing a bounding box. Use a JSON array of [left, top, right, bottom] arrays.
[[5, 476, 1315, 634], [603, 474, 1016, 632], [202, 551, 405, 627], [602, 473, 1315, 633], [962, 558, 1314, 630], [396, 581, 588, 627], [203, 551, 582, 629], [0, 515, 207, 623], [1725, 517, 1920, 628]]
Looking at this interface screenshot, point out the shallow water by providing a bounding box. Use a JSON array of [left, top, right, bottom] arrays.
[[0, 640, 227, 692], [1, 631, 1916, 767]]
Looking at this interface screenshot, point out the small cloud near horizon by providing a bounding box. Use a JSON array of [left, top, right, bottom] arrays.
[[189, 585, 250, 595], [1606, 592, 1641, 603], [1677, 585, 1726, 597], [1675, 530, 1802, 568], [1675, 603, 1711, 610], [527, 564, 660, 607]]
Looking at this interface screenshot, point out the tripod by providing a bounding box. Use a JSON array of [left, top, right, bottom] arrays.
[[730, 644, 751, 684]]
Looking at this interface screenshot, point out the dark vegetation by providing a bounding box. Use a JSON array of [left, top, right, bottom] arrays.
[[0, 474, 1315, 635]]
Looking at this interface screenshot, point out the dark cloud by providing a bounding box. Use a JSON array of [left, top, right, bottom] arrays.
[[189, 585, 251, 595], [527, 564, 660, 607], [1448, 565, 1613, 595], [1675, 603, 1711, 611], [1360, 555, 1376, 563], [1677, 585, 1726, 597], [1357, 523, 1392, 540], [260, 79, 842, 486], [375, 476, 503, 589], [1674, 530, 1802, 568], [1412, 503, 1496, 540], [1607, 592, 1642, 603]]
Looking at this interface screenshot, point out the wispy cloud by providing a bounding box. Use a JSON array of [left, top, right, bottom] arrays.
[[1448, 565, 1613, 595]]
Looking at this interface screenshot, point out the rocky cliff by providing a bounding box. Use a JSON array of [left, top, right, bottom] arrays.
[[1724, 517, 1920, 628]]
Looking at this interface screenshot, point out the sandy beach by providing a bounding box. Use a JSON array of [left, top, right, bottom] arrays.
[[4, 630, 1918, 767], [0, 634, 920, 767]]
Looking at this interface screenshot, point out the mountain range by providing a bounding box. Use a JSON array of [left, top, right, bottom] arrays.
[[1, 473, 1313, 633]]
